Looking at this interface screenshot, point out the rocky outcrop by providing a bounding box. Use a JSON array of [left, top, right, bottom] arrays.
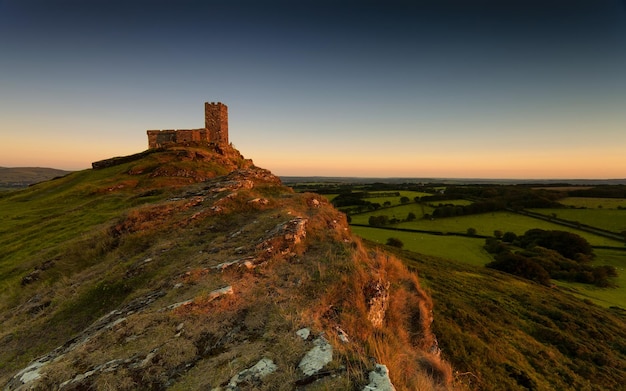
[[363, 364, 396, 391], [223, 358, 277, 390], [365, 279, 390, 329], [5, 290, 167, 390], [297, 335, 333, 377]]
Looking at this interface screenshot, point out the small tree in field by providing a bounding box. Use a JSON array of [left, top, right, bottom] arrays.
[[400, 196, 410, 204], [406, 212, 417, 221], [494, 230, 503, 239], [467, 227, 477, 236], [386, 237, 404, 248], [502, 231, 517, 243]]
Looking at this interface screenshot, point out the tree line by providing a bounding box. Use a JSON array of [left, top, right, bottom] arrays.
[[484, 229, 617, 287]]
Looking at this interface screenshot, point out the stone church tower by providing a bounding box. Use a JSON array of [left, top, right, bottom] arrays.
[[204, 102, 228, 146], [147, 102, 229, 148]]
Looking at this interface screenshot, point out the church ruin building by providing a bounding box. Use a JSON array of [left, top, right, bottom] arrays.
[[147, 102, 228, 148]]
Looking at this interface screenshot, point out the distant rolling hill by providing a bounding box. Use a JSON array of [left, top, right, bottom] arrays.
[[0, 167, 72, 190]]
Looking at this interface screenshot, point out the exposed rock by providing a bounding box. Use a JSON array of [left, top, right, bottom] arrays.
[[164, 285, 233, 311], [248, 197, 269, 205], [296, 328, 310, 340], [203, 167, 280, 197], [20, 269, 41, 286], [365, 280, 390, 329], [225, 358, 277, 390], [5, 290, 167, 390], [363, 364, 396, 391], [15, 360, 46, 385], [20, 259, 56, 286], [298, 336, 333, 376], [166, 299, 194, 310], [212, 257, 255, 271], [256, 217, 308, 261]]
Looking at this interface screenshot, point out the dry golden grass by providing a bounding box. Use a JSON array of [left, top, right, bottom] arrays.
[[304, 239, 454, 390]]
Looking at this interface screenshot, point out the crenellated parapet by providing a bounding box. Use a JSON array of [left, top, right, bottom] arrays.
[[147, 102, 229, 148]]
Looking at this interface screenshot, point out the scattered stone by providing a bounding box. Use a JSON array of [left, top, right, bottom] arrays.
[[208, 285, 234, 299], [165, 286, 233, 311], [138, 351, 156, 368], [21, 269, 41, 286], [17, 360, 46, 384], [166, 299, 194, 310], [336, 327, 350, 343], [363, 364, 396, 391], [7, 288, 169, 389], [225, 358, 277, 390], [248, 197, 269, 205], [298, 336, 333, 376], [212, 257, 254, 270], [296, 328, 310, 340]]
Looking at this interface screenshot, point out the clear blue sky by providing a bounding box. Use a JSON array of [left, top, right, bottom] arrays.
[[1, 0, 625, 179]]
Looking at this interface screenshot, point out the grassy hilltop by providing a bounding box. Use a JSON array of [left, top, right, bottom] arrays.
[[0, 144, 451, 390], [1, 144, 625, 390]]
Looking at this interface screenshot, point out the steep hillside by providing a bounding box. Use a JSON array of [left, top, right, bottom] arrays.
[[0, 144, 451, 390], [375, 244, 626, 391]]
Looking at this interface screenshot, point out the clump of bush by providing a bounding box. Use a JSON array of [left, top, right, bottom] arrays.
[[485, 229, 617, 287], [386, 237, 404, 248]]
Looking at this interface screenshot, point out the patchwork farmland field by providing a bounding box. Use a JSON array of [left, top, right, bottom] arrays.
[[528, 207, 626, 234], [350, 225, 490, 267], [355, 208, 623, 247]]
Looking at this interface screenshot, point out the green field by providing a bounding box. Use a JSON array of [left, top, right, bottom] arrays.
[[355, 210, 622, 247], [555, 248, 626, 308], [362, 190, 432, 206], [528, 207, 626, 233], [423, 199, 473, 207], [351, 225, 490, 267], [559, 197, 626, 209], [350, 203, 435, 224]]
